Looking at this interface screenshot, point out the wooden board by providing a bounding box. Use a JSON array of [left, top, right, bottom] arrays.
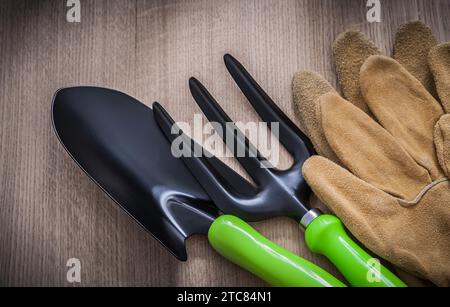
[[0, 0, 449, 286]]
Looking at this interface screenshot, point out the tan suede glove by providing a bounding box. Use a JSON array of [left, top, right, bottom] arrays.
[[293, 23, 450, 286]]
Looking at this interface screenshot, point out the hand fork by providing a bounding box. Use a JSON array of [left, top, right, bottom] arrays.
[[153, 54, 406, 287]]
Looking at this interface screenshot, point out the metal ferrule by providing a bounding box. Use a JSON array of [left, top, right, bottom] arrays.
[[300, 209, 322, 229]]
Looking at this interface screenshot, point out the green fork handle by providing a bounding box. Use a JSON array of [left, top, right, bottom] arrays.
[[304, 215, 406, 287], [208, 215, 345, 287]]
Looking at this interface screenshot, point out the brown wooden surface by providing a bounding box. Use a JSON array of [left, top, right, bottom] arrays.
[[0, 0, 449, 287]]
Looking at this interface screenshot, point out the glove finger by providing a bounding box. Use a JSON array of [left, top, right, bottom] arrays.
[[361, 55, 445, 180], [292, 71, 340, 163], [434, 114, 450, 177], [429, 43, 450, 112], [319, 92, 432, 200], [303, 156, 399, 257], [333, 31, 381, 114], [393, 21, 438, 95]]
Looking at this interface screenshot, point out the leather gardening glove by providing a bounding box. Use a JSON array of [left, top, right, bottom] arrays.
[[293, 22, 441, 217], [292, 22, 450, 286]]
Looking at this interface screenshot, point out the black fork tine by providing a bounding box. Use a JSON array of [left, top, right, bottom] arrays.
[[153, 102, 256, 208], [224, 54, 315, 161], [189, 78, 273, 185]]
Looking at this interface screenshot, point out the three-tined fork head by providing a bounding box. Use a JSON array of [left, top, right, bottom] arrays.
[[154, 54, 315, 222]]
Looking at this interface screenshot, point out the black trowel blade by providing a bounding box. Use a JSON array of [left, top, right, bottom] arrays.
[[52, 87, 217, 261]]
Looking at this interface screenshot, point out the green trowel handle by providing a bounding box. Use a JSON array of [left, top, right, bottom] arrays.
[[208, 215, 345, 287], [305, 215, 406, 287]]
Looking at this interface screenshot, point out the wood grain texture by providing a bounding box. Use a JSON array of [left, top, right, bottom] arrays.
[[0, 0, 449, 287]]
